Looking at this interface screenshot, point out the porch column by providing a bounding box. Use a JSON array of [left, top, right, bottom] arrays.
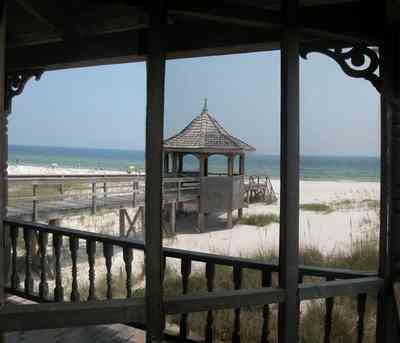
[[238, 154, 245, 218], [278, 1, 300, 342], [376, 4, 400, 340], [0, 0, 6, 322], [145, 1, 166, 342], [227, 155, 234, 229]]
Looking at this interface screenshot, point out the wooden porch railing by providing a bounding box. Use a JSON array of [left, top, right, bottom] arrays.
[[2, 219, 383, 342]]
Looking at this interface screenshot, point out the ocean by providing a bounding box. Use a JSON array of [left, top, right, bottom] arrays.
[[8, 145, 380, 182]]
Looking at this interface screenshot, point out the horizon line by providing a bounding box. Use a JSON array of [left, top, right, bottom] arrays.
[[9, 143, 380, 159]]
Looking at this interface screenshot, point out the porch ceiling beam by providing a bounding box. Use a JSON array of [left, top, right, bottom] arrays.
[[168, 2, 379, 44], [15, 0, 81, 40], [6, 24, 281, 72]]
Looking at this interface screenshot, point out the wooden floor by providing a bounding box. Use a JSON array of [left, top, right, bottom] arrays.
[[5, 295, 146, 343]]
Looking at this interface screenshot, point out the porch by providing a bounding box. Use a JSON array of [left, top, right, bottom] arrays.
[[1, 0, 400, 342]]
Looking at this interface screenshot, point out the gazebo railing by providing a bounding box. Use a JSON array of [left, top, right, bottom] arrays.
[[3, 219, 382, 342]]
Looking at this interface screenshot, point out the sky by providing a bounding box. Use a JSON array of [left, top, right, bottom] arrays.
[[9, 51, 380, 157]]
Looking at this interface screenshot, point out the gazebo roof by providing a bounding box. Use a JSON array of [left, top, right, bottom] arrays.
[[164, 100, 255, 154]]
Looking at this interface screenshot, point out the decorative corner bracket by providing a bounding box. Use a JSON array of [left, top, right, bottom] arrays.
[[300, 46, 381, 93], [6, 70, 44, 115]]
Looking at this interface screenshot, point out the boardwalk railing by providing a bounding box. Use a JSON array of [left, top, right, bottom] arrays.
[[2, 219, 383, 342], [7, 175, 200, 221]]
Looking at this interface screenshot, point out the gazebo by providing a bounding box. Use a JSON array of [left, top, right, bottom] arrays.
[[163, 100, 255, 230]]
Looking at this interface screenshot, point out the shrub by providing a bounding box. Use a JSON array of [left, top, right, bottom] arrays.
[[238, 213, 279, 227]]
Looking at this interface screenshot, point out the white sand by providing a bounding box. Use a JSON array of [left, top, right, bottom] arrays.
[[11, 165, 379, 286], [8, 164, 143, 176], [164, 179, 379, 256]]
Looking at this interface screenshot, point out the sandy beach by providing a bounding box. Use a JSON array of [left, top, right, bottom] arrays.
[[8, 164, 380, 289]]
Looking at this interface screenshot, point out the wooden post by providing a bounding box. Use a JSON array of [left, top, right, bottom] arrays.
[[278, 1, 300, 342], [0, 2, 6, 340], [163, 152, 169, 173], [169, 201, 176, 233], [103, 182, 107, 199], [376, 5, 400, 340], [145, 2, 166, 341], [238, 154, 245, 218], [178, 153, 184, 174], [198, 154, 206, 232], [32, 184, 38, 222], [91, 182, 97, 214], [119, 208, 126, 237], [227, 155, 234, 229], [172, 152, 178, 174]]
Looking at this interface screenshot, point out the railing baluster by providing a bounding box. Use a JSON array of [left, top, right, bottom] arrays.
[[53, 233, 64, 301], [103, 243, 114, 299], [261, 270, 272, 343], [86, 239, 97, 300], [10, 226, 20, 290], [23, 227, 34, 294], [356, 293, 367, 343], [123, 247, 133, 298], [180, 256, 192, 339], [324, 276, 335, 343], [38, 231, 49, 299], [232, 265, 243, 343], [205, 262, 215, 343], [69, 236, 80, 302]]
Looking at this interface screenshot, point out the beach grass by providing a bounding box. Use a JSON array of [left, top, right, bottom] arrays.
[[238, 213, 279, 227], [300, 203, 333, 213]]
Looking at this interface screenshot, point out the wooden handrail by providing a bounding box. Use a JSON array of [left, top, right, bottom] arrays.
[[4, 219, 376, 279]]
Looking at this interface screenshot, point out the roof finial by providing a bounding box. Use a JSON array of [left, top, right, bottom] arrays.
[[202, 97, 208, 113]]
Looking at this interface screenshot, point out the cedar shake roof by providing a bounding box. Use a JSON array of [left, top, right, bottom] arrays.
[[164, 100, 255, 154]]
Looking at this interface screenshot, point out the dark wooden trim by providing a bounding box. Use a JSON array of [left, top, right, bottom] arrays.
[[145, 2, 167, 342], [376, 3, 400, 341], [164, 288, 285, 315], [278, 1, 300, 342], [0, 298, 146, 332], [299, 277, 384, 301], [0, 0, 6, 315]]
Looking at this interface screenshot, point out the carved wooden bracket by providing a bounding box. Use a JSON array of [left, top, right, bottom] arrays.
[[300, 46, 381, 93], [6, 70, 44, 115]]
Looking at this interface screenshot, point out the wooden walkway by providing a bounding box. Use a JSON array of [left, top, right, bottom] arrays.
[[6, 174, 276, 222], [7, 175, 200, 221]]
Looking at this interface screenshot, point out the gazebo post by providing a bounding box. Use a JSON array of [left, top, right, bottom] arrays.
[[172, 152, 178, 174], [227, 155, 234, 229], [163, 152, 169, 174], [238, 154, 245, 218], [198, 154, 207, 232], [178, 153, 183, 174]]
